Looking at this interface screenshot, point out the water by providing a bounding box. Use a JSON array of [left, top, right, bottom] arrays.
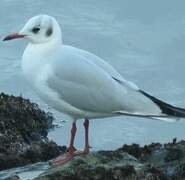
[[0, 162, 49, 180], [1, 0, 185, 179]]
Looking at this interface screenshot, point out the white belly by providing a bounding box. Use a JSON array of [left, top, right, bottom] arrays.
[[35, 82, 113, 119]]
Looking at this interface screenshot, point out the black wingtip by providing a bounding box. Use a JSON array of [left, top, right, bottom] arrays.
[[140, 90, 185, 117]]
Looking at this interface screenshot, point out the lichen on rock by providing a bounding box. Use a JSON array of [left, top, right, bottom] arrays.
[[35, 140, 185, 180]]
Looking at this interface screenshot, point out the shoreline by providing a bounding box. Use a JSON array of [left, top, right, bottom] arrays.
[[0, 93, 185, 180]]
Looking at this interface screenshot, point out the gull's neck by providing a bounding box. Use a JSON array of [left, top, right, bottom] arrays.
[[27, 38, 62, 56], [22, 36, 62, 78]]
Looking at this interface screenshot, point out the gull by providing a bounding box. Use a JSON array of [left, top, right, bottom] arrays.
[[3, 14, 185, 165]]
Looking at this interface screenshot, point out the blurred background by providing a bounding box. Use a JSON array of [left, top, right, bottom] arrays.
[[1, 0, 185, 151]]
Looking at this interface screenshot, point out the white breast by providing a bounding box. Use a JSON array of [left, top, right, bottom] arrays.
[[21, 44, 101, 119]]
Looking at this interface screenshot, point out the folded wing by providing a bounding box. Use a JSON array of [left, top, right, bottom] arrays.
[[47, 46, 162, 116]]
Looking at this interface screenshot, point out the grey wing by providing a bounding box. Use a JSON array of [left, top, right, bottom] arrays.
[[63, 45, 139, 90]]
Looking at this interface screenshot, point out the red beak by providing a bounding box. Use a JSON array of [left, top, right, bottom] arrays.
[[3, 33, 26, 41]]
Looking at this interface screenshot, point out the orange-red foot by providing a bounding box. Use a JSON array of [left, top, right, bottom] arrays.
[[50, 147, 91, 167], [50, 146, 75, 166], [73, 146, 91, 156], [50, 153, 74, 166]]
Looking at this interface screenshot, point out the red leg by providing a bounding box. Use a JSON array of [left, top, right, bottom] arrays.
[[83, 118, 91, 153], [68, 122, 77, 154], [74, 118, 91, 155], [51, 119, 91, 166], [51, 122, 77, 166]]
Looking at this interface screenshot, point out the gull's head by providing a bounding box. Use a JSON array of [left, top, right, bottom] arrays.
[[3, 14, 62, 44]]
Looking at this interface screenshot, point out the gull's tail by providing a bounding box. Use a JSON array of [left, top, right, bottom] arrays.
[[114, 90, 185, 122], [139, 90, 185, 120]]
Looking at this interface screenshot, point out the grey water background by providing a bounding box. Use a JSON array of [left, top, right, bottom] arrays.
[[1, 0, 185, 179]]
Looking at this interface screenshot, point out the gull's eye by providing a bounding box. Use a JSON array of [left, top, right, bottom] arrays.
[[32, 27, 40, 34]]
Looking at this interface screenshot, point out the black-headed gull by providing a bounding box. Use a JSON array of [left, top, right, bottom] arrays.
[[3, 15, 185, 165]]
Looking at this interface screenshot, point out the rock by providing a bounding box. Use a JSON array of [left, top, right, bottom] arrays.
[[34, 151, 141, 180], [118, 140, 185, 179], [34, 151, 166, 180], [4, 175, 21, 180], [35, 140, 185, 180], [0, 93, 65, 171]]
